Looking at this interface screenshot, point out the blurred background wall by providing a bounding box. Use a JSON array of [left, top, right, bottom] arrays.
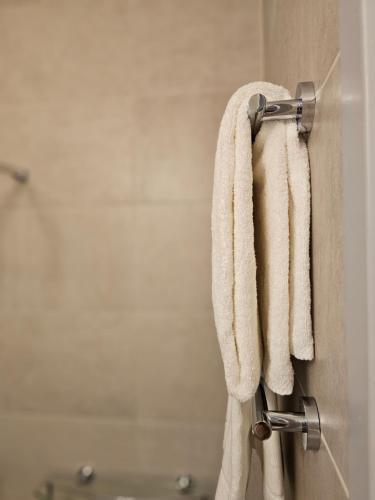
[[0, 1, 263, 498]]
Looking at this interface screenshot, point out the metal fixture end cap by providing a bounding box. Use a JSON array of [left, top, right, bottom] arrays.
[[296, 81, 316, 135], [301, 396, 321, 451]]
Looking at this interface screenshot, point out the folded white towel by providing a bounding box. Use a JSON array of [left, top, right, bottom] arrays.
[[212, 83, 262, 404], [215, 396, 251, 500], [286, 124, 313, 360], [212, 81, 313, 500], [261, 386, 285, 500], [216, 389, 284, 500]]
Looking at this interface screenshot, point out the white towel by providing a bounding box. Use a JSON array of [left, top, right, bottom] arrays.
[[247, 386, 285, 500], [286, 125, 313, 360], [212, 84, 261, 405], [215, 389, 284, 500], [261, 386, 285, 500], [215, 396, 251, 500], [212, 82, 313, 500]]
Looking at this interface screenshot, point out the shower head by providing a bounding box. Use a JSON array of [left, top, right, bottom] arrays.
[[0, 162, 29, 183]]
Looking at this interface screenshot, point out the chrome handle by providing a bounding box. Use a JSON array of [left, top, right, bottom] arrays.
[[252, 383, 321, 451], [265, 410, 307, 433]]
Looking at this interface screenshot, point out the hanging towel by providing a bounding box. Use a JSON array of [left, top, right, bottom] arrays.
[[286, 124, 313, 360], [212, 82, 313, 500], [215, 395, 252, 500], [261, 385, 285, 500], [245, 385, 285, 500], [216, 388, 284, 500]]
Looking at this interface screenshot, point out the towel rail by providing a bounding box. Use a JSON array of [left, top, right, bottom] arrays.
[[248, 81, 316, 142], [252, 381, 321, 451]]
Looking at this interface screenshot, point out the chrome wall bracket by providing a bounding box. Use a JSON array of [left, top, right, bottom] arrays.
[[252, 382, 321, 451], [248, 81, 316, 142]]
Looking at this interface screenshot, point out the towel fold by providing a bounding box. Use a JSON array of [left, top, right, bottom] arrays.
[[212, 81, 313, 500], [215, 396, 251, 500]]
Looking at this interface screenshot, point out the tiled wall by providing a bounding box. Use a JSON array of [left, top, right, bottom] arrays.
[[263, 2, 349, 499], [0, 1, 263, 499]]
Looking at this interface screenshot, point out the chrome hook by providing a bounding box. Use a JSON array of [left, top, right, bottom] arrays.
[[252, 382, 321, 451], [248, 81, 316, 142]]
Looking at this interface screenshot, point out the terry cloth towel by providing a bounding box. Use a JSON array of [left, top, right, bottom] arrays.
[[215, 390, 284, 500], [212, 82, 313, 500]]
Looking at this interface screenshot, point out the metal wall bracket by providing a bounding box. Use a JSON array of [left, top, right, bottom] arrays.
[[248, 81, 316, 142], [252, 382, 321, 451]]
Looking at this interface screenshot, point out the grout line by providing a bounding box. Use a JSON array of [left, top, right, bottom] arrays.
[[0, 199, 213, 209], [321, 433, 350, 499], [0, 309, 215, 315], [296, 377, 350, 498], [0, 410, 225, 431], [316, 51, 341, 100]]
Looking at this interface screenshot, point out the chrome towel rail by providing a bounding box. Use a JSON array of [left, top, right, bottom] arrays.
[[252, 381, 321, 451], [248, 81, 316, 142]]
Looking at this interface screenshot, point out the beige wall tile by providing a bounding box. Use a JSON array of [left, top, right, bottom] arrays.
[[133, 311, 226, 424], [0, 0, 134, 103], [263, 0, 339, 91], [264, 1, 348, 494], [0, 413, 139, 499], [132, 93, 226, 202], [14, 208, 134, 310], [0, 98, 136, 206], [209, 0, 263, 90], [0, 413, 220, 500], [0, 0, 261, 104], [281, 431, 348, 500], [0, 312, 137, 416], [0, 310, 227, 423], [136, 419, 222, 479], [133, 204, 211, 310], [0, 209, 20, 310], [126, 0, 262, 96], [0, 0, 261, 209], [0, 0, 261, 494], [280, 388, 348, 500], [294, 58, 349, 483]]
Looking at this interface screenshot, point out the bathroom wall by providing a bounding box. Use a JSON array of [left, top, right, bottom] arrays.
[[0, 1, 263, 499], [263, 2, 348, 499]]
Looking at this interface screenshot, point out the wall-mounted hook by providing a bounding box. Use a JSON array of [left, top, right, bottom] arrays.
[[252, 382, 321, 451], [248, 81, 316, 142]]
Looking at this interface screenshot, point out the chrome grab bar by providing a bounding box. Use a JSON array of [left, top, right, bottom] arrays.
[[252, 381, 321, 451]]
